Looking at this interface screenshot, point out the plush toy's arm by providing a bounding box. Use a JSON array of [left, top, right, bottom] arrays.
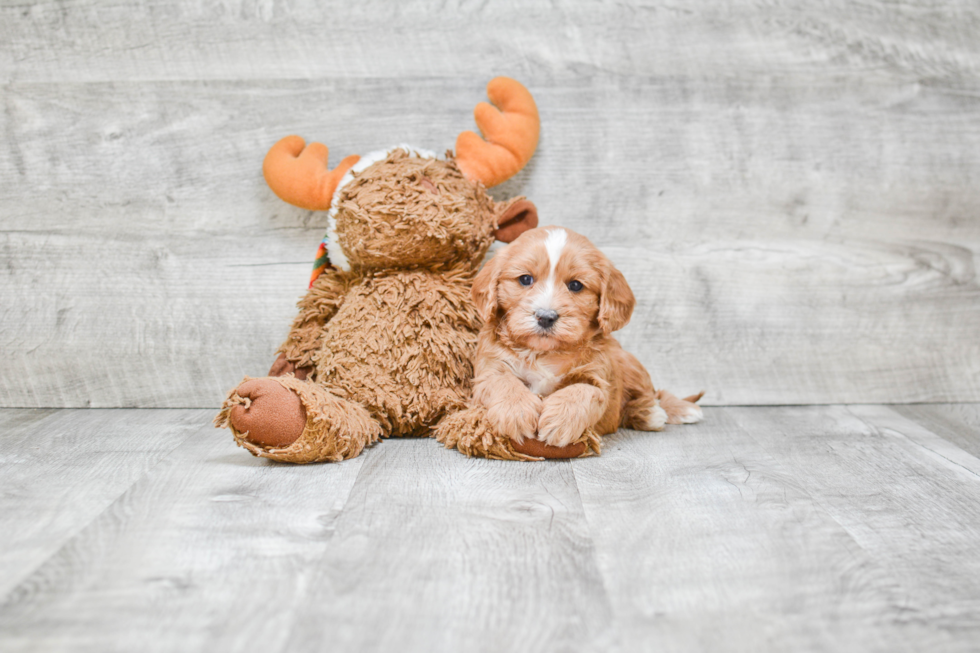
[[273, 267, 350, 375]]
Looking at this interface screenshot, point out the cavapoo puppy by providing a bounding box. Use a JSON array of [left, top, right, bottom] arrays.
[[470, 225, 703, 451]]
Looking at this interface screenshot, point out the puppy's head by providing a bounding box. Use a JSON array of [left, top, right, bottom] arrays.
[[472, 226, 635, 351]]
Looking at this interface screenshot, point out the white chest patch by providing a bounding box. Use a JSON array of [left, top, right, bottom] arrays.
[[506, 354, 564, 396]]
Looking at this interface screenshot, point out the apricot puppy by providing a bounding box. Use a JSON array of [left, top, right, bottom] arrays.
[[470, 226, 703, 450]]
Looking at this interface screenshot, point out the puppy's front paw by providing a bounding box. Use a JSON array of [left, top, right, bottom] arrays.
[[487, 392, 543, 444], [536, 399, 591, 448]]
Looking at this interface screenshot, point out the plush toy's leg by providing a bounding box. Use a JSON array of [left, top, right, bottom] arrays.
[[214, 376, 382, 463], [435, 405, 599, 461]]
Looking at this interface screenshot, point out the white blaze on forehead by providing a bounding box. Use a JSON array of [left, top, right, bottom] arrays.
[[544, 228, 567, 273], [533, 228, 567, 310]]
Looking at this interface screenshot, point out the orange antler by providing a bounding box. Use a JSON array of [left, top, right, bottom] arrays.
[[455, 77, 540, 188], [263, 136, 360, 211]]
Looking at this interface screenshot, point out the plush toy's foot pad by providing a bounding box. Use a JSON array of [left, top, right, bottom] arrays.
[[225, 378, 306, 448], [510, 437, 588, 459], [215, 376, 382, 464], [436, 405, 599, 461]]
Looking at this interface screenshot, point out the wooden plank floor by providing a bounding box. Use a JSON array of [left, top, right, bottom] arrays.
[[2, 405, 979, 652]]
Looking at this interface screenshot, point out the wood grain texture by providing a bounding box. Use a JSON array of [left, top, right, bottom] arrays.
[[573, 409, 930, 652], [3, 405, 980, 651], [282, 438, 616, 652], [727, 405, 980, 647], [892, 403, 980, 460], [0, 423, 616, 653], [1, 0, 979, 83], [0, 411, 367, 653], [2, 1, 980, 407], [0, 409, 205, 597]]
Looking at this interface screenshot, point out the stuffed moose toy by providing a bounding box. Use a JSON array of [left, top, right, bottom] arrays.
[[216, 77, 589, 462]]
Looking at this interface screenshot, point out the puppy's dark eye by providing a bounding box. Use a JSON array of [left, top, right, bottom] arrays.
[[567, 280, 584, 292], [518, 274, 534, 287]]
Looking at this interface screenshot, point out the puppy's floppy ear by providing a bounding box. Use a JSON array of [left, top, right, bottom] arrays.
[[494, 197, 538, 243], [472, 253, 503, 323], [598, 262, 635, 335]]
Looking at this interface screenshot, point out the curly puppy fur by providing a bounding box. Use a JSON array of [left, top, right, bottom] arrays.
[[436, 404, 601, 461], [459, 226, 703, 454], [217, 150, 535, 463]]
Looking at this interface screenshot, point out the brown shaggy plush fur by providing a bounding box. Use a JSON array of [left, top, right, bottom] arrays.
[[216, 150, 535, 463], [334, 151, 497, 272]]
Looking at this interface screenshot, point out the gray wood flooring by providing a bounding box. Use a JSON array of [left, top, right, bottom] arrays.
[[2, 405, 979, 652]]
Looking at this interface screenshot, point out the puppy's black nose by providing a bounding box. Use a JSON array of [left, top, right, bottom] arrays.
[[535, 309, 559, 329]]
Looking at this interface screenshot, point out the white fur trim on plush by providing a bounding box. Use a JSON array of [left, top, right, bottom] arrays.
[[324, 144, 437, 272]]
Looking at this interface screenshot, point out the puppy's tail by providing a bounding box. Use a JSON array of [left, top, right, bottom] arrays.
[[683, 391, 705, 404]]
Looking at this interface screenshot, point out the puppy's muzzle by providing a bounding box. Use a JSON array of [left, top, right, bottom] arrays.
[[535, 309, 559, 330]]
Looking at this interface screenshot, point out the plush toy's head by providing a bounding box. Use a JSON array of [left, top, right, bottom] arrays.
[[326, 148, 537, 272], [262, 77, 541, 281]]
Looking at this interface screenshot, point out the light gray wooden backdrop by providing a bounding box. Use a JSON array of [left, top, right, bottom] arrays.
[[2, 0, 979, 408]]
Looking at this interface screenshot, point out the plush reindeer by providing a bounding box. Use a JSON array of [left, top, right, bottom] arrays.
[[216, 78, 576, 462]]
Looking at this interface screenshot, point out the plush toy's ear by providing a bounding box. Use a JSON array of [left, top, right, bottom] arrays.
[[472, 253, 504, 323], [494, 197, 538, 243], [597, 263, 635, 335]]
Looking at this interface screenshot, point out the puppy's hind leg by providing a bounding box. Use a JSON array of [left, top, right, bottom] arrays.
[[618, 349, 705, 429], [657, 388, 704, 425], [618, 349, 668, 432]]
